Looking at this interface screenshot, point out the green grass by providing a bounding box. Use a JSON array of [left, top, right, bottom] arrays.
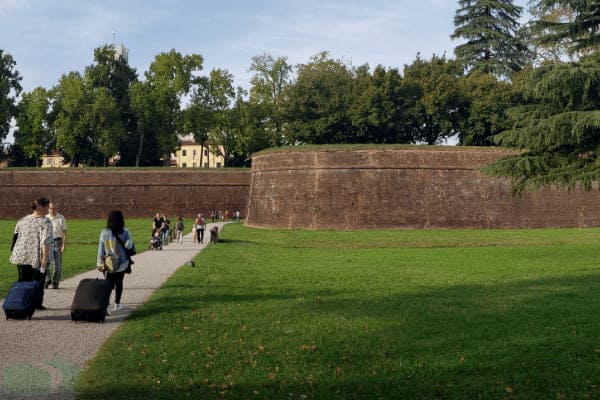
[[0, 217, 195, 295], [75, 224, 600, 399]]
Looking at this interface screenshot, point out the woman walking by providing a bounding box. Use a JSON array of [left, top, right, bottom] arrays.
[[9, 197, 53, 309], [97, 210, 135, 313]]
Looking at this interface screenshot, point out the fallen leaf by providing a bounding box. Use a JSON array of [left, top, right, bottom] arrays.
[[336, 367, 343, 377], [505, 387, 513, 394]]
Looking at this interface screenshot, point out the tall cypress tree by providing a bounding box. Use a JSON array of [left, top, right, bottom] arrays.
[[528, 0, 600, 56], [483, 2, 600, 192], [451, 0, 528, 77], [482, 53, 600, 191]]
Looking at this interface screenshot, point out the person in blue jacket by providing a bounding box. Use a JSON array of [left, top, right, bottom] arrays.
[[97, 210, 135, 313]]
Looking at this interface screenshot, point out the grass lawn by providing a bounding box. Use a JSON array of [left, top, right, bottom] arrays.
[[0, 217, 195, 296], [75, 224, 600, 399]]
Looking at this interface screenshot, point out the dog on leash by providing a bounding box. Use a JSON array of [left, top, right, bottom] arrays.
[[210, 226, 219, 243]]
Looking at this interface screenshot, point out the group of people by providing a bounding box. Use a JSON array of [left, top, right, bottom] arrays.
[[151, 213, 186, 249], [8, 203, 240, 314], [9, 197, 135, 313], [9, 198, 67, 310], [209, 210, 242, 223], [150, 212, 206, 245]]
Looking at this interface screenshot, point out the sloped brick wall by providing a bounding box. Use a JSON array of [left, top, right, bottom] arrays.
[[246, 147, 600, 229], [0, 170, 250, 220]]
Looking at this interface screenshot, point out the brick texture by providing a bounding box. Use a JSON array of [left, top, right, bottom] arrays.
[[246, 147, 600, 229], [0, 170, 250, 220]]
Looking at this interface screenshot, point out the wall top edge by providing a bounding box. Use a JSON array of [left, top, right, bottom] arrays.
[[251, 147, 519, 171]]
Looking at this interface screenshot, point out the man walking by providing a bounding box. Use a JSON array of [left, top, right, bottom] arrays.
[[46, 201, 67, 289]]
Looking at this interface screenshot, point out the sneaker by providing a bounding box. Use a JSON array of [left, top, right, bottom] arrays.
[[106, 307, 111, 316], [45, 281, 51, 289], [113, 304, 122, 312]]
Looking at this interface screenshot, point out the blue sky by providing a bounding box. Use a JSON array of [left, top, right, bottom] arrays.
[[1, 0, 528, 94]]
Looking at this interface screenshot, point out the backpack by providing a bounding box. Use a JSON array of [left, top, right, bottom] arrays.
[[176, 220, 184, 231]]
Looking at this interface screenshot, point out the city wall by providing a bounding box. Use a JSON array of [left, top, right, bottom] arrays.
[[0, 170, 250, 220], [245, 147, 600, 229], [3, 147, 600, 230]]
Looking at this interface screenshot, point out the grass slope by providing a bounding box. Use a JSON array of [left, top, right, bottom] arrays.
[[76, 224, 600, 399]]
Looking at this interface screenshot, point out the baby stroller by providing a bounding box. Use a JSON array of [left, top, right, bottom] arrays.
[[149, 230, 163, 250]]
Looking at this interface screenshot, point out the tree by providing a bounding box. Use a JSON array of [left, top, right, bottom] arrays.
[[451, 0, 528, 77], [85, 44, 139, 165], [129, 80, 160, 166], [523, 1, 576, 62], [248, 54, 292, 146], [527, 0, 600, 57], [350, 65, 418, 144], [52, 72, 125, 166], [283, 52, 358, 144], [131, 49, 203, 166], [458, 69, 516, 145], [52, 72, 91, 166], [14, 87, 52, 166], [184, 68, 235, 167], [91, 87, 127, 165], [483, 53, 600, 191], [0, 49, 22, 141], [403, 54, 468, 145]]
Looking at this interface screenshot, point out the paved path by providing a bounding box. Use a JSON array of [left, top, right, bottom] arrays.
[[0, 223, 223, 399]]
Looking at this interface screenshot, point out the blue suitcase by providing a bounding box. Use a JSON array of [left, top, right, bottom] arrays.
[[3, 280, 43, 320]]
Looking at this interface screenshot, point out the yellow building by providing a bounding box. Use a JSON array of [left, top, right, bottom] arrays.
[[40, 152, 66, 168], [174, 139, 225, 168]]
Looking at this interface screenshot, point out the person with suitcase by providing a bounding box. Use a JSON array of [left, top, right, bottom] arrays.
[[96, 210, 136, 313], [5, 197, 53, 317]]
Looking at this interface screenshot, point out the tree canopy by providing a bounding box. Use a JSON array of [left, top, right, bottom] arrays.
[[0, 50, 22, 141], [451, 0, 528, 77]]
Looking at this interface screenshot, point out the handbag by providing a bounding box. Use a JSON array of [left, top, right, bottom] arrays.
[[99, 253, 118, 273]]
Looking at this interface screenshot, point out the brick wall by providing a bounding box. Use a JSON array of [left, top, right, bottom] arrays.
[[246, 147, 600, 229], [5, 147, 600, 230], [0, 170, 250, 220]]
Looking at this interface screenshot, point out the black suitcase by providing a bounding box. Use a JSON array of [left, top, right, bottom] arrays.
[[3, 280, 43, 320], [71, 278, 112, 322]]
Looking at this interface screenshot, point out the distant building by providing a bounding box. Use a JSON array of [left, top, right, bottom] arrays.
[[114, 43, 128, 62], [174, 136, 225, 168], [40, 152, 66, 168]]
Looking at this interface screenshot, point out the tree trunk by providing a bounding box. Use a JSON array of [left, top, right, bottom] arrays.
[[135, 126, 144, 167], [199, 141, 204, 168]]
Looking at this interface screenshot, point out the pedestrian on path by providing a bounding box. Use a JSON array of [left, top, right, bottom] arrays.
[[9, 197, 53, 309], [45, 201, 67, 289], [196, 214, 206, 243], [175, 216, 185, 244], [97, 210, 136, 313]]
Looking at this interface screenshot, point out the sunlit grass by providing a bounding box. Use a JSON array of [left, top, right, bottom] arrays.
[[76, 224, 600, 399]]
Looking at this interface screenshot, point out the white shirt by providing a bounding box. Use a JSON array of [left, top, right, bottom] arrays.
[[46, 212, 67, 239]]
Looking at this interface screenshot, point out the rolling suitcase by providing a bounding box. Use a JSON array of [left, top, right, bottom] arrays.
[[3, 280, 43, 320], [71, 278, 111, 322]]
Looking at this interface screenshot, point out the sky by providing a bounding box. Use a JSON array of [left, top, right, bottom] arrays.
[[1, 0, 529, 95]]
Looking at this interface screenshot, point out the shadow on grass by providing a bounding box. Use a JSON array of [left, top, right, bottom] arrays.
[[78, 273, 600, 399]]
